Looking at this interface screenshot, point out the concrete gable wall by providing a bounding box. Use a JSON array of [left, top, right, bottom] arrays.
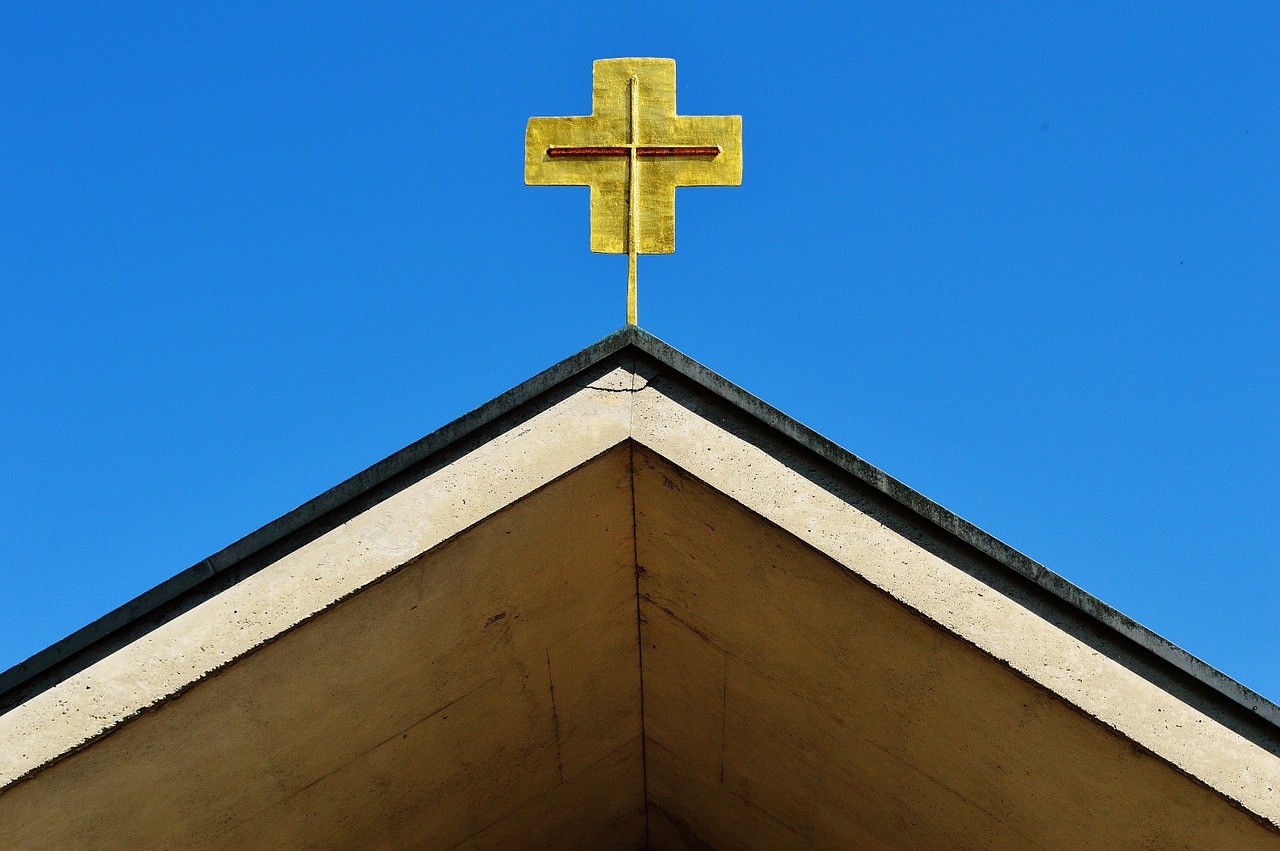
[[0, 447, 645, 849], [630, 358, 1279, 827], [0, 361, 636, 787], [635, 446, 1278, 848], [2, 349, 1276, 847]]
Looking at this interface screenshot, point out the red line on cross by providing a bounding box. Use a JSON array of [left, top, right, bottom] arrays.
[[547, 145, 720, 158]]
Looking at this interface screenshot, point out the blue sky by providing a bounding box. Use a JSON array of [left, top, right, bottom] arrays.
[[2, 3, 1276, 701]]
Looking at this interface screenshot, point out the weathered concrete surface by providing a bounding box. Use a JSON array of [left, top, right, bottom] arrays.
[[1, 351, 1277, 849], [0, 446, 644, 849], [0, 362, 636, 788], [635, 447, 1278, 849], [631, 361, 1280, 827]]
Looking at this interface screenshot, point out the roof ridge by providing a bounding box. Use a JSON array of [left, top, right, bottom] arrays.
[[4, 326, 1277, 749]]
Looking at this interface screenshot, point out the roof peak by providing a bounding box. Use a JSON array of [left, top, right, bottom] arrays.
[[3, 326, 1277, 752]]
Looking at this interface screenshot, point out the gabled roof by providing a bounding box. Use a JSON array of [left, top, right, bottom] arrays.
[[1, 327, 1277, 848]]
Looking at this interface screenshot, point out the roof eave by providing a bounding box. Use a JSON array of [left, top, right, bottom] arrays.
[[3, 325, 1276, 745]]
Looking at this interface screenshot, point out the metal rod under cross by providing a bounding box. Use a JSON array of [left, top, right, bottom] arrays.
[[627, 76, 639, 324]]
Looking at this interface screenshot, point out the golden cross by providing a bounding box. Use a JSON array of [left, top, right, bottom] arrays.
[[526, 58, 743, 325]]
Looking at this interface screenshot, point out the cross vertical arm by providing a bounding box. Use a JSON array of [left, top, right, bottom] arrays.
[[627, 75, 639, 326]]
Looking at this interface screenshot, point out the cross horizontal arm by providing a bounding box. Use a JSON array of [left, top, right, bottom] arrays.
[[547, 145, 722, 158]]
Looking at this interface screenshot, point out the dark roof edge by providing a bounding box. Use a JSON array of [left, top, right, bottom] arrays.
[[625, 327, 1280, 731], [3, 325, 1277, 736], [0, 326, 641, 700]]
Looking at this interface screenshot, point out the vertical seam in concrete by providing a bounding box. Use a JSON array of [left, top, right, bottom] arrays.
[[628, 359, 651, 849], [546, 650, 563, 784], [720, 652, 728, 784]]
